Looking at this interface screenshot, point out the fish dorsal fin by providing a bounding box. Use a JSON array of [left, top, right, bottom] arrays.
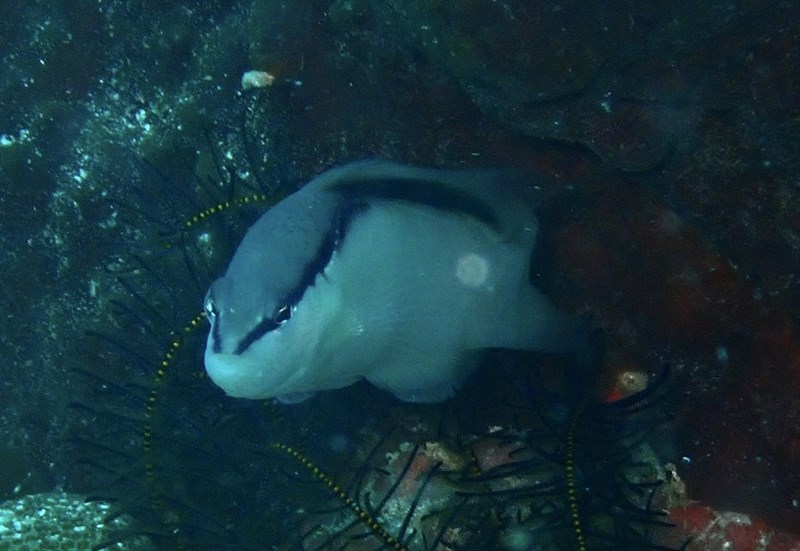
[[311, 160, 539, 244]]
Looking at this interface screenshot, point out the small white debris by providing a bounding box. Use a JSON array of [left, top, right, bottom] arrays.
[[241, 70, 275, 90], [617, 370, 648, 395]]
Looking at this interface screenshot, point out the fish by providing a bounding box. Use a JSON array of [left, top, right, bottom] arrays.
[[203, 160, 583, 403]]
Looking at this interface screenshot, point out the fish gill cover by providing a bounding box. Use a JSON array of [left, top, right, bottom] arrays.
[[1, 0, 799, 550]]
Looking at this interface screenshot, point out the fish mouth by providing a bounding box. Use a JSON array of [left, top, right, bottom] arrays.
[[204, 350, 260, 399]]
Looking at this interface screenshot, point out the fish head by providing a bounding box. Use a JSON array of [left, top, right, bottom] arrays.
[[203, 187, 341, 399]]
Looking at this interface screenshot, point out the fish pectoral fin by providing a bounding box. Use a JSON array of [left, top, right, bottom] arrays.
[[367, 353, 480, 403], [277, 391, 314, 404], [383, 380, 458, 403]]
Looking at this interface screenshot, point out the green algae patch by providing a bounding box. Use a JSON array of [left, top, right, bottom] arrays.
[[0, 493, 152, 550]]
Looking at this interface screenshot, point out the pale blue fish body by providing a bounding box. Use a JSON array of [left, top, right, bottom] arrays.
[[203, 160, 580, 403]]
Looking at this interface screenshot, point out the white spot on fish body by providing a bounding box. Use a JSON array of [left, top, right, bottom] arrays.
[[455, 252, 490, 289]]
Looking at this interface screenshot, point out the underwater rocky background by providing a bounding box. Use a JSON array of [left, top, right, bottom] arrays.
[[1, 0, 799, 549]]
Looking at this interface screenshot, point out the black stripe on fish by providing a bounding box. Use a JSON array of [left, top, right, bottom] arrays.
[[211, 305, 222, 354], [283, 199, 368, 307], [234, 316, 280, 354], [233, 200, 367, 355], [329, 177, 500, 232]]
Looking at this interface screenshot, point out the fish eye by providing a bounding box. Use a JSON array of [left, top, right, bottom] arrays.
[[204, 294, 217, 320], [275, 304, 291, 324]]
